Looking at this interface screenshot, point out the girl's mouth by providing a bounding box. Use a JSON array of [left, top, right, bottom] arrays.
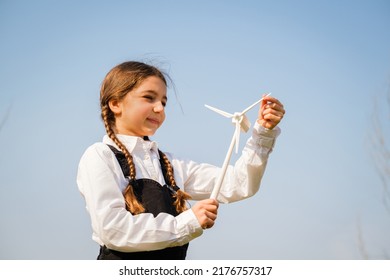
[[147, 118, 160, 126]]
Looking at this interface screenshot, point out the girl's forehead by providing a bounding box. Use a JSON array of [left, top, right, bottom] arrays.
[[138, 76, 166, 89], [131, 76, 167, 96]]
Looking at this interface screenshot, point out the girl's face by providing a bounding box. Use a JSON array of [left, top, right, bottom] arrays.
[[110, 76, 167, 136]]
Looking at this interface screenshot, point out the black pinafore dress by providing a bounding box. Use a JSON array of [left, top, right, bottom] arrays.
[[97, 145, 189, 260]]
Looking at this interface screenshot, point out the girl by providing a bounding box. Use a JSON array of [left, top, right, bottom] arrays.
[[77, 61, 285, 260]]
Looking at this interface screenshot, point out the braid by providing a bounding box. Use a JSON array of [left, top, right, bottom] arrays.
[[159, 151, 191, 213], [102, 105, 145, 215], [160, 151, 176, 187]]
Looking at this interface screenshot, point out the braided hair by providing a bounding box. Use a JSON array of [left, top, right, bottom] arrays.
[[100, 61, 191, 215]]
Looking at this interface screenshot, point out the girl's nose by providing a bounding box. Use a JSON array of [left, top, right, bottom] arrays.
[[153, 102, 164, 113]]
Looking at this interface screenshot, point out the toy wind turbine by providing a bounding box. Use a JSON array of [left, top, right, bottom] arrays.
[[205, 93, 271, 199]]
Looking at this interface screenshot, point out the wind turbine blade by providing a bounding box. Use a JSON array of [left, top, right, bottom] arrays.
[[241, 93, 271, 115], [235, 121, 240, 153], [204, 104, 233, 118]]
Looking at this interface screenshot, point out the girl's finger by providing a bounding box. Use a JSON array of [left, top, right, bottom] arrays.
[[263, 111, 284, 122], [263, 108, 285, 118], [205, 210, 217, 221], [263, 96, 283, 106]]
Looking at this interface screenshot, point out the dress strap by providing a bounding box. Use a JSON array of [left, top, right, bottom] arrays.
[[107, 145, 130, 177]]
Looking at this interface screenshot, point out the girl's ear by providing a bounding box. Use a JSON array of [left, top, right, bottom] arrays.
[[108, 99, 122, 115]]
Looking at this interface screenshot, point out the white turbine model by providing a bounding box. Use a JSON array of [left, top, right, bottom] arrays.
[[205, 93, 271, 199]]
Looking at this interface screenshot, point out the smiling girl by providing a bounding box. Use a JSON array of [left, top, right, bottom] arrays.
[[77, 61, 285, 260]]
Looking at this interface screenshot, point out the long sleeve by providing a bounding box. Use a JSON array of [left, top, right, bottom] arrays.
[[76, 143, 202, 252], [171, 122, 280, 203]]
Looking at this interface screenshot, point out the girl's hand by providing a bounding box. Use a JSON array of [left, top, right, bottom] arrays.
[[191, 199, 219, 230], [257, 95, 285, 129]]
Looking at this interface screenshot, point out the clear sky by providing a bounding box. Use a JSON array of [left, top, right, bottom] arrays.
[[1, 0, 390, 260]]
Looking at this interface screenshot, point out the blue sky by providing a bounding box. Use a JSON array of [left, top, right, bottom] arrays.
[[1, 0, 390, 259]]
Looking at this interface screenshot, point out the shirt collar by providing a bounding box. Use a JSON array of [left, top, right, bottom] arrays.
[[102, 134, 160, 158]]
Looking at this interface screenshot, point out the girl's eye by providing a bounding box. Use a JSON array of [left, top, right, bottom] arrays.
[[143, 95, 166, 107]]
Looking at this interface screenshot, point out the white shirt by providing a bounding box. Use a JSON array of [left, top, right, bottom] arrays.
[[77, 122, 280, 252]]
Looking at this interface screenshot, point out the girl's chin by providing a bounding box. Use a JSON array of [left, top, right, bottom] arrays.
[[143, 129, 158, 136]]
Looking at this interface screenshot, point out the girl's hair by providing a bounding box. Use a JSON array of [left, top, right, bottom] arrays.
[[100, 61, 191, 215]]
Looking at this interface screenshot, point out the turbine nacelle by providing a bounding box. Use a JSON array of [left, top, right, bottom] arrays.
[[232, 113, 250, 133]]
